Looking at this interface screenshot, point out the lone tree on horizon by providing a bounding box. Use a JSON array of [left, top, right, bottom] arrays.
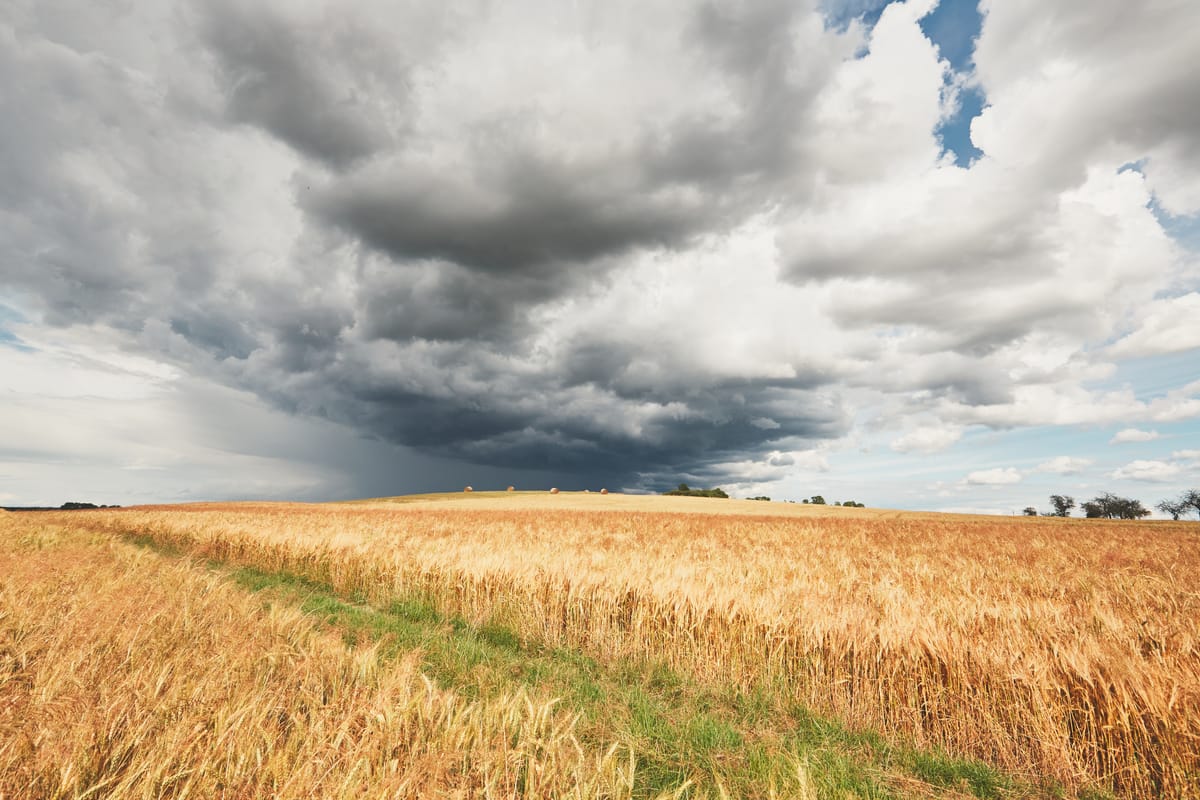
[[1188, 489, 1200, 518], [1048, 495, 1075, 517]]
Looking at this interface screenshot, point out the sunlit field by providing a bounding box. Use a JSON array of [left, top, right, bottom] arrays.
[[0, 519, 638, 799], [3, 494, 1197, 798]]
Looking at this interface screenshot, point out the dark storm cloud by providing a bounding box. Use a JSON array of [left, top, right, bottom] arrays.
[[560, 339, 831, 402], [641, 0, 828, 186], [306, 154, 715, 276], [250, 347, 850, 485], [293, 1, 846, 335], [198, 1, 397, 167], [296, 1, 853, 362], [0, 24, 162, 327], [260, 304, 352, 374], [356, 260, 568, 343], [305, 4, 837, 282], [638, 0, 858, 211], [0, 0, 853, 491], [169, 311, 259, 361]]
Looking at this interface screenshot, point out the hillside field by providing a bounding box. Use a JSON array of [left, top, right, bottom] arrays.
[[1, 493, 1197, 799]]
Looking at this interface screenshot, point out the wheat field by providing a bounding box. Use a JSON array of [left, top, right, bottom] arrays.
[[0, 516, 646, 799], [3, 493, 1198, 798]]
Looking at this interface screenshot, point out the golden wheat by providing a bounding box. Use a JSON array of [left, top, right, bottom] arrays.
[[27, 496, 1200, 798], [0, 516, 641, 799]]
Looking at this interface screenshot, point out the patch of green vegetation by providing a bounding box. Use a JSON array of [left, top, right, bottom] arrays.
[[903, 748, 1010, 798], [683, 713, 743, 752], [726, 685, 778, 726], [628, 686, 677, 744], [477, 622, 523, 652], [124, 532, 185, 559]]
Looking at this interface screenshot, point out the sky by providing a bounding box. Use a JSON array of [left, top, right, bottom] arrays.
[[2, 0, 1199, 515]]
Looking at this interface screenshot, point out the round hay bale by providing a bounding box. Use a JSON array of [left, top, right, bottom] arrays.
[[549, 487, 560, 494], [464, 486, 474, 493], [600, 488, 609, 495], [506, 485, 515, 492]]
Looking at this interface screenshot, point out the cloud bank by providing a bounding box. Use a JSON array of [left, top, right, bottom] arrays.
[[2, 0, 1199, 499]]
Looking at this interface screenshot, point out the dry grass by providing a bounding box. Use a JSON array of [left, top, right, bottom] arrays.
[[12, 496, 1200, 798], [0, 516, 640, 799]]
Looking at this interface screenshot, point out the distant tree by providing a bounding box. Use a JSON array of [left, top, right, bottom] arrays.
[[1023, 506, 1038, 516], [1184, 489, 1200, 519], [802, 498, 809, 504], [60, 502, 99, 510], [1157, 498, 1187, 521], [1158, 490, 1200, 521], [677, 483, 690, 493], [1114, 497, 1151, 520], [748, 495, 771, 501], [810, 495, 826, 505], [1081, 492, 1151, 520], [841, 500, 865, 508], [1048, 495, 1075, 517]]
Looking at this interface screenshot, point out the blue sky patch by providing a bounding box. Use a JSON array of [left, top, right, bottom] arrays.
[[1095, 350, 1200, 402], [936, 85, 985, 167], [819, 0, 892, 34], [0, 303, 33, 352], [920, 0, 986, 167], [0, 329, 33, 352], [918, 0, 981, 72], [1151, 202, 1200, 253]]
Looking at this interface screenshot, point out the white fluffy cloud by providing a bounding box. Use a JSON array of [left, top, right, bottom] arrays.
[[964, 467, 1023, 486], [1111, 428, 1161, 444], [941, 382, 1200, 430], [1109, 294, 1200, 358], [1111, 460, 1182, 483], [890, 424, 964, 454], [1034, 456, 1093, 475]]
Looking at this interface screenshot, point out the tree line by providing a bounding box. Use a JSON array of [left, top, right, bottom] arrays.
[[1023, 490, 1200, 520], [664, 483, 729, 498], [662, 486, 865, 506], [801, 496, 865, 507]]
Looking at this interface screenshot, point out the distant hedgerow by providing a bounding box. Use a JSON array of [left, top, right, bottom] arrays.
[[664, 483, 729, 499]]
